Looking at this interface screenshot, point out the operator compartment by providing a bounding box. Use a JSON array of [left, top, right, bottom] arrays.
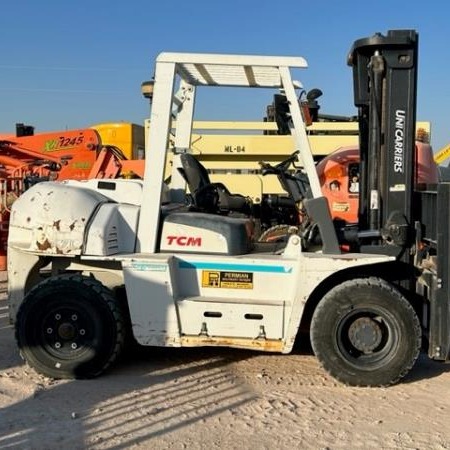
[[160, 212, 253, 255]]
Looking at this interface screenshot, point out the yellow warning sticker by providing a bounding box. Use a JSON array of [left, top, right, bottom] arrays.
[[202, 271, 253, 289]]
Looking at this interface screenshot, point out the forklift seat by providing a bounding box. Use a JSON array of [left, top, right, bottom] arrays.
[[178, 153, 251, 214]]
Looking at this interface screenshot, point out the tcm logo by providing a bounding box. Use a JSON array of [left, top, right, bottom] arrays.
[[166, 235, 202, 247]]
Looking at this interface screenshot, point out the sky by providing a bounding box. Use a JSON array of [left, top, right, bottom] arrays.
[[0, 0, 448, 153]]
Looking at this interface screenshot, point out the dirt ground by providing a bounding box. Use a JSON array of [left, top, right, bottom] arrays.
[[2, 275, 450, 450]]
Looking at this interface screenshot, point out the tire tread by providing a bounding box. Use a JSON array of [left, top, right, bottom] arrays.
[[311, 277, 421, 387], [16, 274, 126, 379]]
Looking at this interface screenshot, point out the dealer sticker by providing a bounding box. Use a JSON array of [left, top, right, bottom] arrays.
[[332, 202, 350, 212], [202, 271, 253, 289]]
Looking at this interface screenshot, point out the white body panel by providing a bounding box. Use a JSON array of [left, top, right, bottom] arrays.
[[63, 178, 144, 205], [122, 255, 180, 346], [160, 222, 227, 253], [84, 203, 140, 255], [8, 181, 107, 255], [116, 246, 393, 352]]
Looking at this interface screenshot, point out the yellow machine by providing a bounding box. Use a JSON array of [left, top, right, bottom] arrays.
[[90, 119, 431, 202], [145, 118, 431, 202], [434, 142, 450, 165], [91, 122, 145, 160], [89, 119, 431, 203]]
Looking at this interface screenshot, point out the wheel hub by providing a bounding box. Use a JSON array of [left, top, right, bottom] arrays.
[[347, 317, 383, 353], [58, 322, 76, 340]]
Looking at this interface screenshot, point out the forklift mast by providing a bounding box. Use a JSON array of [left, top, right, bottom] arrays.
[[348, 30, 418, 262]]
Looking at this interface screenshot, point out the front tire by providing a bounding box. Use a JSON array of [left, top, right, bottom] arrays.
[[310, 277, 421, 387], [16, 274, 126, 379]]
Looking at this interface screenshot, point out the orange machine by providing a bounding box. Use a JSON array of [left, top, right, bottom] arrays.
[[88, 146, 144, 179], [317, 141, 439, 224], [1, 128, 101, 179]]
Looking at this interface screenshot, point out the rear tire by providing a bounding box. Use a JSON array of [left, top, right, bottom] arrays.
[[310, 277, 421, 386], [16, 274, 126, 379]]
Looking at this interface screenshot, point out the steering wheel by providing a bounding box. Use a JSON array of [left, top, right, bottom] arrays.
[[258, 151, 300, 175]]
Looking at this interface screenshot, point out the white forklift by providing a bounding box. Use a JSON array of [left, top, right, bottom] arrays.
[[8, 30, 448, 386]]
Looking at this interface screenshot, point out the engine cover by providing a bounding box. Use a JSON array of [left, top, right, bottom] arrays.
[[160, 212, 252, 255], [8, 181, 109, 255]]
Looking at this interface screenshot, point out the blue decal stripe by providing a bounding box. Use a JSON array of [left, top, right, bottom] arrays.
[[178, 261, 292, 273]]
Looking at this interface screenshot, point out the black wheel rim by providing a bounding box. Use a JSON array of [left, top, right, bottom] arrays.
[[32, 299, 97, 361], [335, 305, 400, 370]]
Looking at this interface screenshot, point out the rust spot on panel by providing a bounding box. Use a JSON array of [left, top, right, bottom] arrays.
[[69, 221, 77, 231], [36, 239, 52, 251], [53, 220, 61, 231], [26, 217, 31, 223], [180, 336, 283, 352]]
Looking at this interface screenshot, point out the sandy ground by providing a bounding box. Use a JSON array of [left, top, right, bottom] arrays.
[[2, 275, 450, 450]]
